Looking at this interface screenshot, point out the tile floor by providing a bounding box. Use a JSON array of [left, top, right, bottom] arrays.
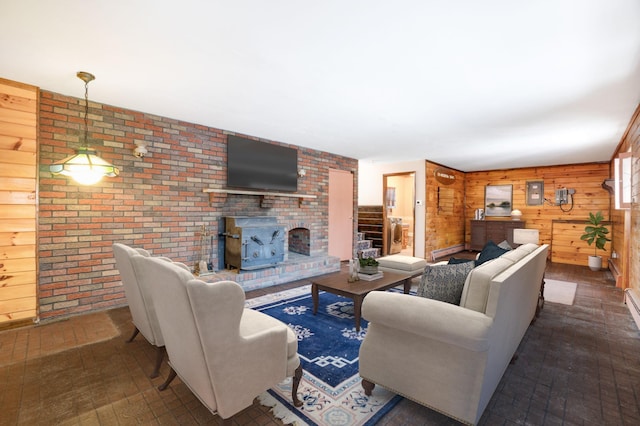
[[0, 261, 638, 425]]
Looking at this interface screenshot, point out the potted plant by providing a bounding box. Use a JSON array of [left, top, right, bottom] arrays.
[[359, 257, 379, 275], [580, 211, 611, 271]]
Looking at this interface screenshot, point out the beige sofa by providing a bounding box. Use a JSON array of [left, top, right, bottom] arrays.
[[359, 243, 549, 425]]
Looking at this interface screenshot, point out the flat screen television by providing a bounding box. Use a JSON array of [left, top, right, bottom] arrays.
[[227, 135, 298, 192]]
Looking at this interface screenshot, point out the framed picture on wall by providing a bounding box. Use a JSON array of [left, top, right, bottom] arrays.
[[484, 184, 513, 217]]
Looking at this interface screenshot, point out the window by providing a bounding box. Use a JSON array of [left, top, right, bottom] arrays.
[[615, 152, 632, 209]]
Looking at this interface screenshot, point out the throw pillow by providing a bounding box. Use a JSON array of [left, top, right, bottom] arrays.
[[417, 262, 475, 305], [448, 257, 475, 265], [497, 240, 513, 251], [476, 240, 509, 266]]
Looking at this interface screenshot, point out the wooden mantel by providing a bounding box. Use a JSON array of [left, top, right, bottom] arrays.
[[203, 188, 317, 208]]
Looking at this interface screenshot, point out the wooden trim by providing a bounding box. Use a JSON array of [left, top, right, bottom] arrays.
[[203, 188, 316, 198], [0, 77, 38, 91], [0, 317, 36, 332]]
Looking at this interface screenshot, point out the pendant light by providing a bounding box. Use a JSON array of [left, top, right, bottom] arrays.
[[49, 71, 120, 185]]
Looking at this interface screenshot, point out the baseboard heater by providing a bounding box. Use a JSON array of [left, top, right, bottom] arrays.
[[624, 288, 640, 330], [431, 244, 465, 261]]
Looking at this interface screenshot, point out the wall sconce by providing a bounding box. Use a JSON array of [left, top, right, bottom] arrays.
[[133, 140, 148, 158], [49, 71, 120, 185], [298, 168, 306, 178]]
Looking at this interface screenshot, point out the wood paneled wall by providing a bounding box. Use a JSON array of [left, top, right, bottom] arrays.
[[608, 106, 637, 289], [465, 163, 611, 267], [621, 104, 640, 292], [0, 78, 38, 325], [425, 161, 466, 260]]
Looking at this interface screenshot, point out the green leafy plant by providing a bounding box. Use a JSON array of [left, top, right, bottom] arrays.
[[359, 257, 379, 267], [580, 211, 611, 257]]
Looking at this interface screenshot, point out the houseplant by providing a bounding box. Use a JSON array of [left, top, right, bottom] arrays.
[[580, 211, 611, 271], [359, 257, 380, 274]]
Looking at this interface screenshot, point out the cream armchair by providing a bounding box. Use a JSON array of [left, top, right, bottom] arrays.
[[113, 243, 167, 377], [129, 254, 303, 422]]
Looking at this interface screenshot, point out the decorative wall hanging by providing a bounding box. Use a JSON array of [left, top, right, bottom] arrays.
[[484, 184, 513, 217]]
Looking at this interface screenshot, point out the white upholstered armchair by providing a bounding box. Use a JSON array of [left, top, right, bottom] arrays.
[[113, 243, 167, 377], [129, 254, 303, 422]]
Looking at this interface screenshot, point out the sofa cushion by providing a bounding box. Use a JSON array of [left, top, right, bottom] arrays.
[[497, 240, 513, 250], [377, 254, 427, 272], [500, 248, 531, 263], [417, 262, 475, 305], [476, 241, 509, 266], [515, 243, 538, 254], [459, 257, 514, 313]]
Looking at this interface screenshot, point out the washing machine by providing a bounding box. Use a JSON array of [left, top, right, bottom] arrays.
[[387, 217, 403, 255]]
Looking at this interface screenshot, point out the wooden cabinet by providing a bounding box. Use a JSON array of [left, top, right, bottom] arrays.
[[470, 220, 525, 251]]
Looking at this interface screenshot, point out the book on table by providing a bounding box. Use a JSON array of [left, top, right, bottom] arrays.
[[358, 271, 384, 281]]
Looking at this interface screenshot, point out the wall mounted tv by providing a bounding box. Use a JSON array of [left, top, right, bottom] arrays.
[[227, 135, 298, 192]]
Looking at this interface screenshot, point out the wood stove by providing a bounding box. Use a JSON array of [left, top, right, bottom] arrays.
[[224, 216, 285, 270]]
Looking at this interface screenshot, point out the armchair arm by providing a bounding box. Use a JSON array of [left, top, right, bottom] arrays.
[[362, 292, 493, 352], [186, 280, 290, 418]]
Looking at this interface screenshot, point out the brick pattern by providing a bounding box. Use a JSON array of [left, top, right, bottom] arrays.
[[38, 90, 357, 320], [288, 227, 310, 255]]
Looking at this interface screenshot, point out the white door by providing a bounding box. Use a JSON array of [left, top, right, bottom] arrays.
[[328, 169, 354, 260]]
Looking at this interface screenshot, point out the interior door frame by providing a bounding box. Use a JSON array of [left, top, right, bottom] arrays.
[[383, 172, 416, 256]]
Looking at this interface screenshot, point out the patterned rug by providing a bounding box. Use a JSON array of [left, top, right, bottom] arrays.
[[246, 285, 402, 425]]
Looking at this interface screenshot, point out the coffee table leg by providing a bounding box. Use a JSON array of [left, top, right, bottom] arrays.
[[312, 283, 319, 315], [354, 296, 363, 332], [403, 278, 411, 294]]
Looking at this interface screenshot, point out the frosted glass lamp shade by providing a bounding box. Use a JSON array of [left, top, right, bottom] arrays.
[[49, 147, 119, 185]]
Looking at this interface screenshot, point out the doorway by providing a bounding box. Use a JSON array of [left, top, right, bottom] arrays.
[[383, 172, 415, 256], [328, 169, 354, 261]]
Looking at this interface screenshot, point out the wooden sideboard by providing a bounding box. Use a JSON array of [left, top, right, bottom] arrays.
[[470, 220, 526, 251]]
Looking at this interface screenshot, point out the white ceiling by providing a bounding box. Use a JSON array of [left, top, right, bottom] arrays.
[[2, 0, 640, 171]]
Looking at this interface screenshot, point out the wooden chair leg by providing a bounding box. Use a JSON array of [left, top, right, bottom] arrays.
[[150, 346, 165, 378], [158, 367, 177, 391], [362, 379, 375, 396], [291, 364, 303, 407], [126, 327, 140, 343]]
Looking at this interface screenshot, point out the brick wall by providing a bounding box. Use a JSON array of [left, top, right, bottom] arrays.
[[38, 90, 357, 320]]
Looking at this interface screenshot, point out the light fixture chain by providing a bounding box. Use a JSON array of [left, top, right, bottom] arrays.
[[83, 79, 89, 148]]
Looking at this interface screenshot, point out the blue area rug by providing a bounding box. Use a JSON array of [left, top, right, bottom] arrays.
[[246, 284, 402, 425]]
